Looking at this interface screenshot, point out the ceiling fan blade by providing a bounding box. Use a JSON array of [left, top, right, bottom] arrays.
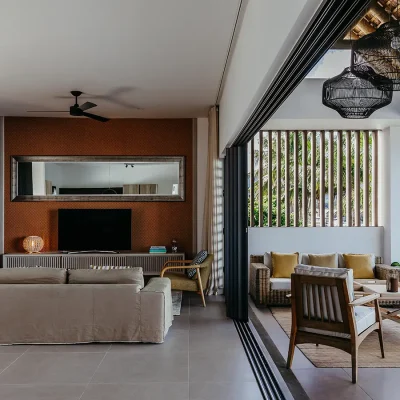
[[27, 111, 69, 112], [82, 112, 109, 122], [79, 102, 97, 111]]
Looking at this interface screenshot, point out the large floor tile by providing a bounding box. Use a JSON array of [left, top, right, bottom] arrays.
[[28, 344, 111, 353], [109, 329, 188, 354], [171, 316, 190, 330], [189, 381, 263, 400], [0, 345, 31, 354], [0, 353, 24, 372], [343, 368, 400, 400], [294, 368, 372, 400], [189, 349, 256, 383], [81, 383, 189, 400], [0, 352, 105, 384], [0, 384, 86, 400], [189, 324, 241, 353], [91, 352, 188, 383]]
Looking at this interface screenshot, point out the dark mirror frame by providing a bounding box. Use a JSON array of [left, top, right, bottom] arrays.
[[11, 155, 185, 202]]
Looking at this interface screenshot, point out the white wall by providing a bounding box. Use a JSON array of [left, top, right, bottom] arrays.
[[268, 79, 400, 123], [218, 0, 323, 154], [197, 118, 208, 251], [44, 163, 179, 195], [249, 227, 384, 260], [379, 126, 400, 264]]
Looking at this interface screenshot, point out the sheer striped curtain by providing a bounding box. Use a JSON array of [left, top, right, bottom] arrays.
[[202, 106, 224, 295]]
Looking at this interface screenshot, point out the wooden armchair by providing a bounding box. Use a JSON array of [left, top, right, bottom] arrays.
[[287, 273, 384, 383], [160, 254, 213, 307]]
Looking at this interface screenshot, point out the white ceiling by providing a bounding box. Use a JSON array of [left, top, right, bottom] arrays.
[[0, 0, 241, 118]]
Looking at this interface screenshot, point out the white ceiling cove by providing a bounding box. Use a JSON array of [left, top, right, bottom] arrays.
[[0, 0, 241, 118]]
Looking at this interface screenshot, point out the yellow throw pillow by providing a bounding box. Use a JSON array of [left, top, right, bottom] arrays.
[[271, 252, 299, 278], [308, 253, 337, 269], [343, 254, 374, 279]]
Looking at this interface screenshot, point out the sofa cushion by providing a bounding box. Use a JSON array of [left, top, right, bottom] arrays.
[[68, 268, 144, 287], [299, 306, 375, 339], [265, 252, 308, 269], [0, 267, 67, 284], [295, 265, 354, 322], [271, 252, 299, 278], [343, 254, 375, 279], [270, 278, 291, 291], [308, 253, 338, 268], [163, 272, 198, 291]]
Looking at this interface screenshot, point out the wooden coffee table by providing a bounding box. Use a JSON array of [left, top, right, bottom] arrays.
[[361, 284, 400, 323]]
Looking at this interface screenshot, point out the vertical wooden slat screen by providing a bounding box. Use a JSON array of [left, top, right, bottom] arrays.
[[250, 138, 255, 227], [276, 132, 281, 227], [346, 131, 352, 227], [372, 131, 378, 227], [311, 132, 316, 227], [354, 131, 361, 227], [320, 132, 325, 227], [268, 131, 273, 227], [285, 131, 290, 227], [363, 131, 369, 227], [293, 132, 299, 227], [258, 131, 264, 227], [328, 131, 334, 227], [337, 131, 343, 227], [248, 130, 379, 228], [302, 131, 308, 227]]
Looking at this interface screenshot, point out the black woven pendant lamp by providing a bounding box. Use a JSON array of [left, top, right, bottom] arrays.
[[352, 1, 400, 90], [322, 22, 393, 119], [322, 64, 393, 118]]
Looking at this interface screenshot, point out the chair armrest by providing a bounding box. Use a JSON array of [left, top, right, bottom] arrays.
[[161, 264, 198, 277], [163, 260, 193, 266], [349, 293, 380, 306]]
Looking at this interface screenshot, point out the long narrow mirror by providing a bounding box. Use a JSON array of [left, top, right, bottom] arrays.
[[11, 156, 185, 202]]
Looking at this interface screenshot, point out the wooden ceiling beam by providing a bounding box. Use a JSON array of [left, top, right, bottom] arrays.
[[370, 0, 391, 23]]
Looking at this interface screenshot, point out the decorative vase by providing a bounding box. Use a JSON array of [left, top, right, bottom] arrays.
[[387, 269, 399, 293], [171, 239, 178, 253], [22, 236, 44, 254]]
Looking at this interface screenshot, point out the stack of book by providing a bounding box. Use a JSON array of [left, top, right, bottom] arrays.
[[149, 246, 167, 254]]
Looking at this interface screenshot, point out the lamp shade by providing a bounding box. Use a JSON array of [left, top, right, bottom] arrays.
[[322, 66, 393, 118], [22, 236, 44, 253], [352, 21, 400, 91]]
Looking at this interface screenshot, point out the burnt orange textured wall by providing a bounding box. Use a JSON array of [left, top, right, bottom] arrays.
[[4, 117, 193, 254]]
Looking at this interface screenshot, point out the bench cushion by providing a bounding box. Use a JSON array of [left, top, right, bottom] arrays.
[[270, 278, 291, 291]]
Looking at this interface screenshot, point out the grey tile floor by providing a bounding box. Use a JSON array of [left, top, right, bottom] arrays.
[[250, 300, 399, 400], [0, 295, 263, 400]]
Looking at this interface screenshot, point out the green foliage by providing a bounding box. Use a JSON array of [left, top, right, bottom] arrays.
[[248, 130, 374, 227]]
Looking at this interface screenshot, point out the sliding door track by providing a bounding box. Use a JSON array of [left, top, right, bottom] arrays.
[[234, 320, 286, 400]]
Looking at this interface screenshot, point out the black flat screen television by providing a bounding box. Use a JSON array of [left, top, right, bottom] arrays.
[[58, 209, 132, 251]]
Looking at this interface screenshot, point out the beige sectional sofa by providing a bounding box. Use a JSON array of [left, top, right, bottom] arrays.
[[250, 252, 396, 307], [0, 267, 172, 344]]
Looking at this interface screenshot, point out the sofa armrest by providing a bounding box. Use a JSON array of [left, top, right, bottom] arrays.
[[140, 277, 173, 343], [249, 263, 272, 307], [251, 263, 271, 275], [375, 264, 400, 280]]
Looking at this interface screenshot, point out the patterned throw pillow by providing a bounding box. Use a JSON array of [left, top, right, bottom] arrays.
[[186, 250, 208, 279]]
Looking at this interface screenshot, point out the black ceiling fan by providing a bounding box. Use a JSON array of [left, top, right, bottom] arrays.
[[27, 91, 109, 122]]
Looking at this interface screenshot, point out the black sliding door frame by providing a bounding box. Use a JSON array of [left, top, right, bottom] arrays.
[[224, 146, 248, 321], [224, 0, 371, 323]]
